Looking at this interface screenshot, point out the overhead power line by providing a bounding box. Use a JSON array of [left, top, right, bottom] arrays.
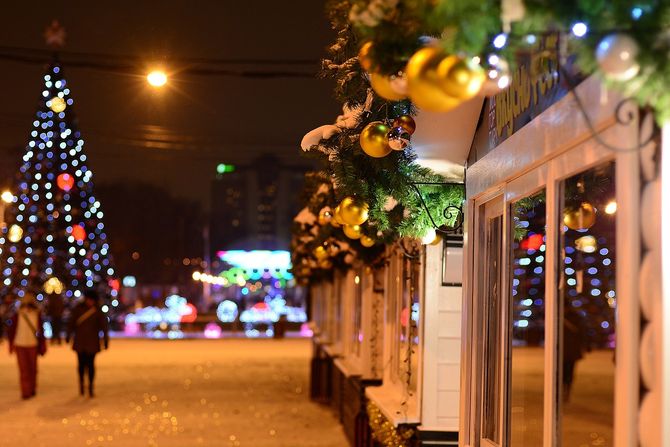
[[0, 45, 320, 78]]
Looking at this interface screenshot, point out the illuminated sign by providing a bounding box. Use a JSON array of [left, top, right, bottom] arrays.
[[217, 250, 291, 270]]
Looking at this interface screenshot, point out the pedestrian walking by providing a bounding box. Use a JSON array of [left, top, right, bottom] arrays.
[[6, 292, 47, 399], [46, 292, 65, 345], [66, 289, 109, 397], [0, 294, 15, 343]]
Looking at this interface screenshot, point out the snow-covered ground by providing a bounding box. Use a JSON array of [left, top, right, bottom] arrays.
[[0, 338, 347, 447]]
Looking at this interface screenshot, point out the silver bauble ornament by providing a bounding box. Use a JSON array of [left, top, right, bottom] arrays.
[[595, 34, 640, 81], [387, 126, 410, 151]]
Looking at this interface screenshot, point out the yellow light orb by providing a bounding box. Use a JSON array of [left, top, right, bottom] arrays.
[[313, 246, 329, 261], [44, 277, 64, 294], [8, 224, 23, 243], [318, 207, 333, 226], [369, 72, 406, 101], [605, 200, 617, 215], [147, 70, 168, 87], [1, 190, 13, 203], [360, 235, 375, 247], [49, 96, 66, 113], [437, 56, 486, 100], [563, 202, 597, 231], [339, 197, 369, 226], [359, 121, 392, 158], [406, 47, 461, 112], [192, 271, 202, 281], [575, 235, 598, 253], [343, 224, 363, 240]]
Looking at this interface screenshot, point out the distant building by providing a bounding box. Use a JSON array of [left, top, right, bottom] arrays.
[[209, 155, 308, 253]]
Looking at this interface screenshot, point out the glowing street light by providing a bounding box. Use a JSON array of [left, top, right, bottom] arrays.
[[147, 70, 168, 87], [1, 190, 13, 203]]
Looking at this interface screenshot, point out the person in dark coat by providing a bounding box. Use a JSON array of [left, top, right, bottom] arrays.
[[46, 292, 65, 345], [7, 292, 47, 399], [66, 290, 109, 397], [562, 304, 588, 403]]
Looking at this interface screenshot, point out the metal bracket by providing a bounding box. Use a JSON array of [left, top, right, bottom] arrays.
[[408, 182, 465, 234]]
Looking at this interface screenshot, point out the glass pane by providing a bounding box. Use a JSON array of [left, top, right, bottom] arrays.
[[510, 190, 546, 445], [409, 257, 421, 393], [333, 277, 342, 345], [389, 253, 400, 383], [352, 271, 363, 356], [482, 214, 503, 443], [559, 161, 616, 446], [399, 257, 412, 386], [442, 237, 464, 286]]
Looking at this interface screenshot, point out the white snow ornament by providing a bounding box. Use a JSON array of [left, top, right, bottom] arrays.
[[335, 103, 364, 129], [301, 125, 340, 151]]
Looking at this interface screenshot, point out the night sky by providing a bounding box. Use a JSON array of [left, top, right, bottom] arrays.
[[0, 1, 339, 210]]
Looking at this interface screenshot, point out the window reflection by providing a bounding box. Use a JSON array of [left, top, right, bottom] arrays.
[[559, 161, 616, 446], [398, 255, 421, 393], [481, 214, 503, 443], [510, 191, 546, 445]]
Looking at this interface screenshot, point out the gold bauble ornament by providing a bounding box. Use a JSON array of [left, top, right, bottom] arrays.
[[392, 115, 416, 135], [339, 197, 369, 226], [406, 47, 461, 112], [563, 202, 597, 231], [360, 235, 375, 247], [358, 41, 375, 72], [49, 96, 66, 113], [343, 224, 363, 240], [430, 233, 443, 246], [369, 72, 406, 101], [318, 207, 333, 226], [437, 56, 485, 100], [313, 246, 329, 261], [360, 121, 392, 158], [334, 205, 346, 226], [318, 259, 333, 269]]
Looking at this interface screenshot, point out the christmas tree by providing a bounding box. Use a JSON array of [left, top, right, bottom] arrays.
[[0, 61, 116, 303]]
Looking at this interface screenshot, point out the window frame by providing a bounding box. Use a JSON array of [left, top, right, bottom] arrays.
[[461, 77, 641, 447]]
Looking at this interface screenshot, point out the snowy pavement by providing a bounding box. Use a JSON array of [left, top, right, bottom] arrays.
[[0, 338, 348, 447]]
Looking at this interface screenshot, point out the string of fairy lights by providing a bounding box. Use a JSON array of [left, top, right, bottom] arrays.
[[0, 63, 116, 301]]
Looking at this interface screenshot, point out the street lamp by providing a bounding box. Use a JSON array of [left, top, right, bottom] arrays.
[[147, 70, 168, 87]]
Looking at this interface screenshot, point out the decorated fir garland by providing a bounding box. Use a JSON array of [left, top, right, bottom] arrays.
[[346, 0, 670, 123], [300, 0, 464, 251], [367, 401, 416, 447], [291, 172, 386, 285]]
